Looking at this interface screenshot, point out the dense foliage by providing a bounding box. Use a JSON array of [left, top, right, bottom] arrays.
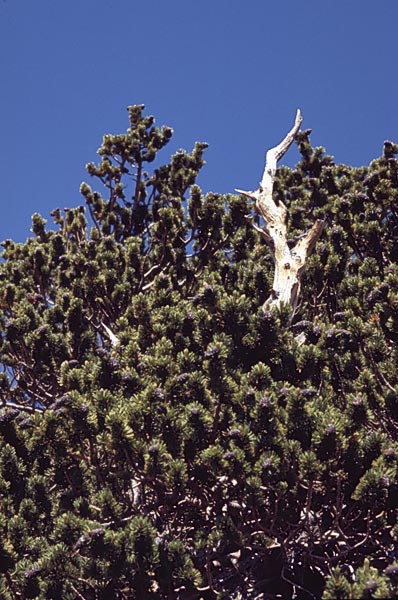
[[1, 105, 398, 599]]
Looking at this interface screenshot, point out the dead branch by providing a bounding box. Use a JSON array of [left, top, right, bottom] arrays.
[[236, 110, 324, 317]]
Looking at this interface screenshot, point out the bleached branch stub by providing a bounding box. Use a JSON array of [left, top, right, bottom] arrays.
[[236, 110, 324, 316], [101, 322, 120, 348]]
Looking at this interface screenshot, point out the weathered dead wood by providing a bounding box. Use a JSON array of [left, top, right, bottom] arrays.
[[236, 110, 324, 316]]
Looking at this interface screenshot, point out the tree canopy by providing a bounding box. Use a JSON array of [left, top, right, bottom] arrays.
[[1, 105, 398, 599]]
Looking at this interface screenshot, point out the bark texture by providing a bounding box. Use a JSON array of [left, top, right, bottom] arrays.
[[236, 110, 324, 316]]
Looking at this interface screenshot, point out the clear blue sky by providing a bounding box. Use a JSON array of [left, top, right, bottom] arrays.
[[1, 0, 397, 242]]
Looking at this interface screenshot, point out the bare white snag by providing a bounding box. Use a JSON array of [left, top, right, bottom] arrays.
[[101, 322, 120, 348], [236, 110, 324, 316]]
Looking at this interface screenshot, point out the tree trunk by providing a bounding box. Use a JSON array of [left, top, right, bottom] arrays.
[[236, 110, 324, 317]]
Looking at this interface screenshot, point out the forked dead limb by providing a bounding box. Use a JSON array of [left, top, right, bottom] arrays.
[[236, 110, 324, 317]]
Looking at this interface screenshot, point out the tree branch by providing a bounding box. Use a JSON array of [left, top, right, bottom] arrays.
[[236, 110, 324, 317]]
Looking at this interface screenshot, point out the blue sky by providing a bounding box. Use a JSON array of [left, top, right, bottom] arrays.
[[0, 0, 397, 242]]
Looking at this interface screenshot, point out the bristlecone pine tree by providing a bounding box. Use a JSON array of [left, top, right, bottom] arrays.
[[1, 105, 398, 600]]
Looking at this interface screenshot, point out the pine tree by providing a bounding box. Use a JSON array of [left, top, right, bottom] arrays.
[[0, 104, 398, 599]]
